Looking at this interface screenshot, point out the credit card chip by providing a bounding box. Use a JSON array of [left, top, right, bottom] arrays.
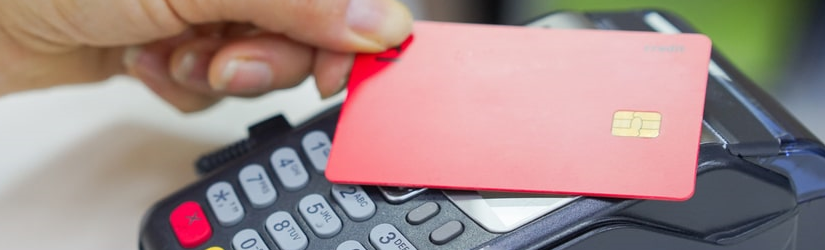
[[612, 111, 661, 138]]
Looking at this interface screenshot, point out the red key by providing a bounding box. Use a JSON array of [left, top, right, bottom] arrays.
[[169, 201, 212, 248]]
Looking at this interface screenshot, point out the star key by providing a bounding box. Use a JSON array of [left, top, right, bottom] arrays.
[[214, 189, 230, 202], [206, 182, 246, 226]]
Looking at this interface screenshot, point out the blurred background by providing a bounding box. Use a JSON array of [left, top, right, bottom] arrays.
[[0, 1, 822, 249]]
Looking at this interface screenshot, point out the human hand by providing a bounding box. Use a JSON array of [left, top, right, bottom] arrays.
[[0, 0, 412, 112]]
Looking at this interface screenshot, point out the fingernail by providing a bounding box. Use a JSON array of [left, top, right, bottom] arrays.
[[214, 59, 273, 92], [172, 52, 196, 83], [122, 46, 142, 71], [346, 0, 413, 51]]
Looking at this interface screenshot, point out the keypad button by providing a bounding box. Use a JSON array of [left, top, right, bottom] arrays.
[[169, 201, 212, 248], [270, 147, 310, 191], [265, 211, 308, 250], [301, 131, 332, 172], [238, 164, 277, 208], [337, 240, 367, 250], [429, 221, 464, 245], [331, 184, 376, 221], [205, 247, 224, 250], [406, 202, 440, 225], [206, 182, 245, 226], [369, 224, 417, 250], [298, 194, 343, 238], [232, 229, 270, 250]]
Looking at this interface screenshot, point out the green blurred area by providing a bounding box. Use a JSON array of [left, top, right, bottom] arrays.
[[523, 0, 815, 88]]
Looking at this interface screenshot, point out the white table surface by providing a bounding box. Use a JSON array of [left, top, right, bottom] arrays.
[[0, 76, 344, 249]]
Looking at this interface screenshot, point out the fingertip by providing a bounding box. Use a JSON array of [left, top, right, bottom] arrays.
[[313, 50, 354, 99], [212, 58, 275, 93], [135, 64, 223, 113], [345, 0, 414, 52], [129, 42, 222, 113], [208, 35, 313, 95], [168, 38, 224, 94], [123, 46, 143, 73], [317, 77, 348, 99]]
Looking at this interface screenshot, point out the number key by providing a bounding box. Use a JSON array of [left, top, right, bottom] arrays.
[[238, 164, 277, 208], [331, 184, 376, 221], [301, 131, 332, 172], [232, 229, 270, 250], [370, 224, 417, 250], [299, 194, 343, 238], [270, 147, 310, 191], [337, 240, 367, 250], [265, 211, 308, 250]]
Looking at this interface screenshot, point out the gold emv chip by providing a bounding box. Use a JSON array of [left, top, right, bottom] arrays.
[[612, 111, 661, 138]]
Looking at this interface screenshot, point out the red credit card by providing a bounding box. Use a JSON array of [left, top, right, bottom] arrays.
[[325, 21, 711, 201]]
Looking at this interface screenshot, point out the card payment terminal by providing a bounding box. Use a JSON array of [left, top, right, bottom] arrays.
[[139, 10, 825, 250]]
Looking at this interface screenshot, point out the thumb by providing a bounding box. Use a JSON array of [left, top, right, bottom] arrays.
[[165, 0, 413, 52]]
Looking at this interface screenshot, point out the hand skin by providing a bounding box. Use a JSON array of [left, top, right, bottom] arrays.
[[0, 0, 412, 112]]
